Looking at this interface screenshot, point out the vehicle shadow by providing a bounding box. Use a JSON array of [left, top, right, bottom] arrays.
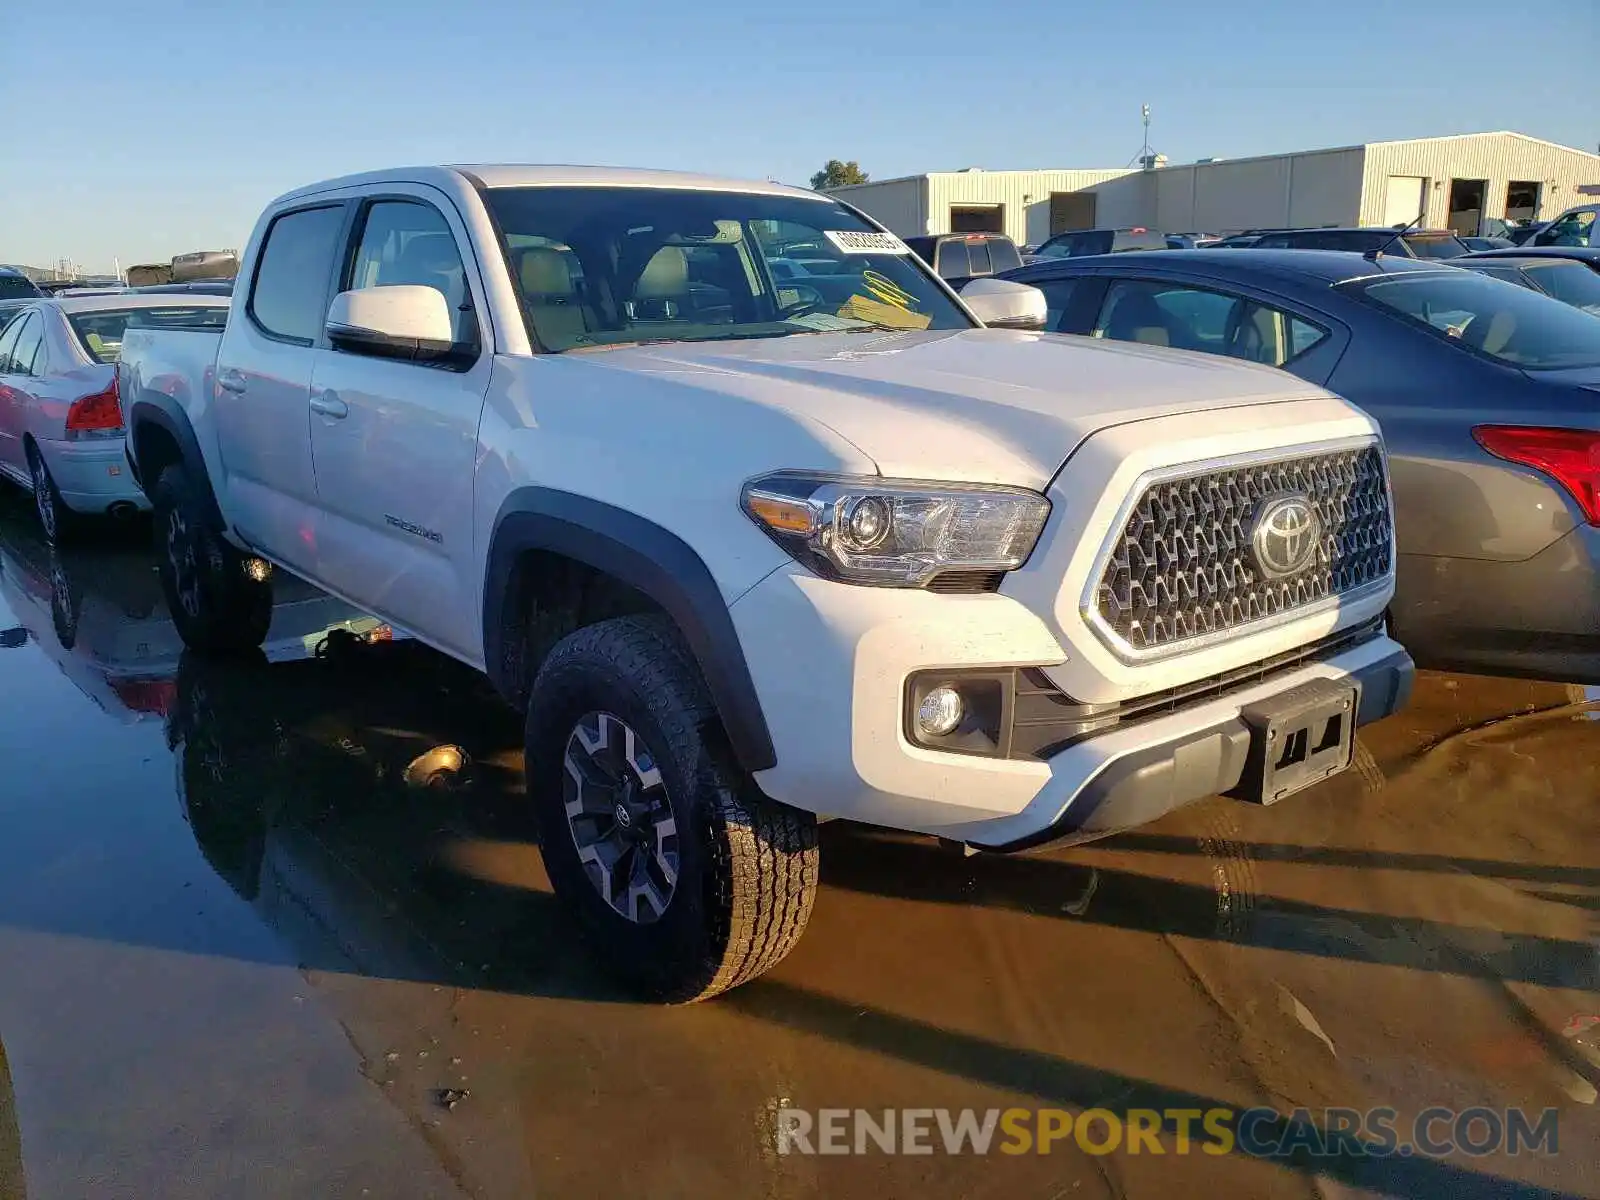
[[162, 639, 627, 1004], [1110, 832, 1600, 891], [817, 828, 1600, 991], [722, 979, 1587, 1200]]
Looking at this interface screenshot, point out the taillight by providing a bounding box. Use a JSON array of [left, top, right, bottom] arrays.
[[66, 377, 123, 438], [1473, 425, 1600, 525]]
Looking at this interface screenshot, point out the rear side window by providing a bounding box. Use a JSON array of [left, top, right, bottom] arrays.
[[1035, 278, 1079, 331], [0, 314, 22, 371], [1093, 279, 1328, 366], [248, 205, 345, 344], [9, 314, 43, 376], [935, 240, 970, 279]]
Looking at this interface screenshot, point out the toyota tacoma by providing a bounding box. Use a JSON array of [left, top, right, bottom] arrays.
[[119, 164, 1412, 1000]]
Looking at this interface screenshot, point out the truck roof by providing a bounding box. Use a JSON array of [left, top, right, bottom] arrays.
[[276, 164, 828, 205]]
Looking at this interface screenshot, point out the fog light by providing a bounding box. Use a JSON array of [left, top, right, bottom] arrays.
[[243, 557, 272, 583], [916, 686, 964, 737]]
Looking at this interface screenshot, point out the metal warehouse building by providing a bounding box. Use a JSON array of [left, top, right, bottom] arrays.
[[830, 132, 1600, 244]]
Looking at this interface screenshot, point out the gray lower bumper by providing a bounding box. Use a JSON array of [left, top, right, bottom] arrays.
[[982, 643, 1414, 853]]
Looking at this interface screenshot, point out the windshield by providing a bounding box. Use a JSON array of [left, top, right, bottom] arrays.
[[1524, 262, 1600, 315], [0, 276, 40, 301], [483, 187, 971, 353], [68, 305, 229, 363], [1345, 270, 1600, 370]]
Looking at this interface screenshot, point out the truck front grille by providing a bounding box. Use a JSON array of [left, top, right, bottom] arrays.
[[1094, 444, 1392, 654]]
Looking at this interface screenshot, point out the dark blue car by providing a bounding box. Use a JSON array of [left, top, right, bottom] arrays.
[[996, 249, 1600, 683]]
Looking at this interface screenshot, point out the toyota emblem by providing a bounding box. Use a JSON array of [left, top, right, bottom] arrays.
[[1250, 494, 1321, 579]]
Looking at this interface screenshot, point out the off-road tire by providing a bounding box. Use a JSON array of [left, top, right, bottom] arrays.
[[152, 464, 271, 654], [525, 615, 818, 1002]]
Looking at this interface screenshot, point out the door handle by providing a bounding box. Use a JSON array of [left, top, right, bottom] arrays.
[[217, 369, 247, 394], [309, 390, 348, 419]]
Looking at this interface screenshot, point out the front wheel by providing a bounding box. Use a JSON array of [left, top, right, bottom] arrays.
[[525, 615, 818, 1002], [152, 464, 272, 654]]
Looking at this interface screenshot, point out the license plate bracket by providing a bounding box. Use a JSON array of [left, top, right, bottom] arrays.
[[1229, 679, 1358, 806]]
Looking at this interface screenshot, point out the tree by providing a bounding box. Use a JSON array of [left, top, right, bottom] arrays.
[[810, 160, 870, 191]]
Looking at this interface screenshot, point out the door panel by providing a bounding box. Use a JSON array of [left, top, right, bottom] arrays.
[[0, 315, 31, 476], [308, 192, 491, 661], [214, 204, 347, 574]]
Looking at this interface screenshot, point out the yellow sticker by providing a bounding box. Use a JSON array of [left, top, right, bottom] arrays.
[[836, 295, 932, 331], [860, 269, 918, 310]]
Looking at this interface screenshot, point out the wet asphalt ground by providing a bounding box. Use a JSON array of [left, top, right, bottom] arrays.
[[0, 492, 1596, 1199]]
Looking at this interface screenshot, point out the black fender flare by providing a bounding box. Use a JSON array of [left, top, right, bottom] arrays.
[[483, 488, 777, 773], [126, 398, 225, 529]]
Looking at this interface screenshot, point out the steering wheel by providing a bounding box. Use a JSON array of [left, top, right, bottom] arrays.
[[776, 283, 828, 320]]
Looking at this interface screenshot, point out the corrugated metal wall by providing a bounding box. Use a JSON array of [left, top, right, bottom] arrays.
[[1087, 174, 1152, 228], [1145, 148, 1364, 232], [1358, 134, 1600, 228], [924, 169, 1135, 245], [832, 135, 1600, 244], [828, 178, 927, 238]]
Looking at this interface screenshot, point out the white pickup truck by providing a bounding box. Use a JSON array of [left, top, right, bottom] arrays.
[[119, 164, 1412, 1001]]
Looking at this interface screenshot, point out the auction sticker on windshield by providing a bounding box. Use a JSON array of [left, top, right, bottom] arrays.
[[824, 230, 909, 254]]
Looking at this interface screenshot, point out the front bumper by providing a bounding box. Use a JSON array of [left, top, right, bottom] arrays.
[[38, 437, 150, 513], [732, 565, 1412, 848]]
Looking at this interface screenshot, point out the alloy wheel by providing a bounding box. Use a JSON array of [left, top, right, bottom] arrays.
[[561, 711, 679, 924], [31, 454, 57, 543], [165, 507, 203, 618]]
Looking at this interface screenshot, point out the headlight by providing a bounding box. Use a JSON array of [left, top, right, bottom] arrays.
[[741, 472, 1050, 587]]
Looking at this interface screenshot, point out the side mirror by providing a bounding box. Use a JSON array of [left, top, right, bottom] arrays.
[[959, 278, 1048, 331], [326, 286, 456, 361]]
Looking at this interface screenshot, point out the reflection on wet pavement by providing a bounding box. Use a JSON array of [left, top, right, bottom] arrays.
[[0, 495, 1596, 1198]]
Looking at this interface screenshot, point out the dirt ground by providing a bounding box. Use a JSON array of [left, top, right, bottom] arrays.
[[0, 501, 1595, 1199]]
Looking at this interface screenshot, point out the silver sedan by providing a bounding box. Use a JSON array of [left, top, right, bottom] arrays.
[[0, 295, 229, 542]]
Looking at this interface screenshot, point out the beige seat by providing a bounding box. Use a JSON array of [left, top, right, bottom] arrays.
[[1102, 289, 1176, 348], [517, 247, 595, 349], [1477, 311, 1517, 356], [630, 246, 690, 320]]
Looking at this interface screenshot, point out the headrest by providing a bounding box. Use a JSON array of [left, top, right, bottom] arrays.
[[519, 247, 576, 296], [636, 246, 688, 298]]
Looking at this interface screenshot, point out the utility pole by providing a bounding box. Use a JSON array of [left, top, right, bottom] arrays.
[[1141, 104, 1152, 162]]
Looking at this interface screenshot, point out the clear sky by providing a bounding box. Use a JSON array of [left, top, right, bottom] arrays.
[[2, 0, 1594, 271]]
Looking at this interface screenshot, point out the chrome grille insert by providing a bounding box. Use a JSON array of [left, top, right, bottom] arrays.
[[1090, 442, 1392, 656]]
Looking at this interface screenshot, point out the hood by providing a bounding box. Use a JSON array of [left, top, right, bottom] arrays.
[[576, 329, 1331, 488]]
